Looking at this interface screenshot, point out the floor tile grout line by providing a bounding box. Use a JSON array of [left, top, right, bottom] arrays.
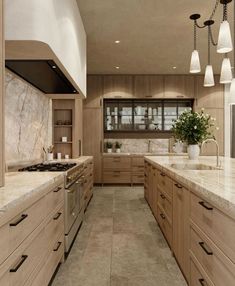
[[109, 188, 115, 286]]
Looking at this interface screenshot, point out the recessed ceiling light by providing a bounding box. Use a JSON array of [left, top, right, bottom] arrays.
[[73, 90, 77, 93], [173, 66, 177, 69], [52, 65, 57, 69], [115, 66, 120, 69], [115, 40, 120, 43]]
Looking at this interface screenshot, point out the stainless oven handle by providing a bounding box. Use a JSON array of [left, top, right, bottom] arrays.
[[67, 180, 83, 193]]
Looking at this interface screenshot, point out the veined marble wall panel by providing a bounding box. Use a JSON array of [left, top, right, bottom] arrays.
[[5, 70, 52, 165]]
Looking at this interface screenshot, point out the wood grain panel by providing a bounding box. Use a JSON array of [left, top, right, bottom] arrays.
[[0, 0, 4, 187], [103, 75, 133, 98], [85, 75, 103, 108]]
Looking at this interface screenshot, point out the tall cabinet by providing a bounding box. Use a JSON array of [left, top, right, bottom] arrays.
[[83, 76, 103, 184], [0, 0, 4, 187]]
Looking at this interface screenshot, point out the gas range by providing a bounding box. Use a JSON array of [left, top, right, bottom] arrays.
[[18, 162, 77, 172]]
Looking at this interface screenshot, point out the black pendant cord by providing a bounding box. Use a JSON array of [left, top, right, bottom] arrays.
[[209, 25, 218, 46], [194, 21, 197, 50], [208, 27, 211, 65], [194, 0, 220, 28]]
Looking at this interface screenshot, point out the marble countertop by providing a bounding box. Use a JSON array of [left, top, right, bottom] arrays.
[[103, 152, 186, 157], [144, 155, 235, 219], [45, 156, 93, 165], [0, 172, 64, 216]]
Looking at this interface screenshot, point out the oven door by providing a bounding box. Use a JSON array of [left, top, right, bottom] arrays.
[[65, 178, 83, 234]]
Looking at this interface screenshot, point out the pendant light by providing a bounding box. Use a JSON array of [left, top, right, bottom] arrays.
[[220, 55, 232, 83], [217, 0, 233, 54], [204, 20, 215, 87], [190, 14, 201, 73]]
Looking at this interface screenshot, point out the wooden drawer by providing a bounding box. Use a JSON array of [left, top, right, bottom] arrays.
[[103, 171, 131, 184], [103, 156, 131, 170], [190, 192, 235, 263], [157, 205, 172, 247], [0, 227, 46, 286], [0, 196, 46, 266], [45, 184, 64, 216], [132, 173, 144, 184], [190, 259, 215, 286], [190, 225, 235, 286], [132, 166, 144, 173], [157, 171, 173, 200], [30, 234, 64, 286], [158, 190, 172, 223], [132, 157, 144, 167]]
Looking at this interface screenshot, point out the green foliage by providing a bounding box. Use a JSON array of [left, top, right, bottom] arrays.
[[105, 141, 113, 149], [172, 109, 216, 145], [115, 141, 122, 149]]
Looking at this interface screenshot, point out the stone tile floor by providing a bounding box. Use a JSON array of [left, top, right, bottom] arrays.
[[52, 187, 187, 286]]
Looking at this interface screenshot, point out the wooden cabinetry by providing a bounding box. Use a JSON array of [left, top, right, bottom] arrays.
[[82, 159, 94, 210], [0, 0, 4, 187], [134, 75, 164, 98], [103, 75, 133, 98], [0, 179, 64, 286], [85, 76, 103, 108], [164, 75, 195, 98], [132, 156, 145, 184]]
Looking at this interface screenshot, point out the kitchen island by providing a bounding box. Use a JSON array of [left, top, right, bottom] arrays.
[[144, 155, 235, 286]]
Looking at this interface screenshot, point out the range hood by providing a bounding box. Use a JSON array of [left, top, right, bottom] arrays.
[[5, 0, 87, 96]]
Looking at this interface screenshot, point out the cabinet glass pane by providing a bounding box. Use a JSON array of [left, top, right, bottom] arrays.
[[118, 102, 133, 130], [178, 101, 192, 116]]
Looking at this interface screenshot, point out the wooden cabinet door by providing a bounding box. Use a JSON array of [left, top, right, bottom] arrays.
[[103, 75, 133, 98], [173, 182, 190, 281], [152, 168, 158, 218], [164, 75, 195, 98], [0, 0, 4, 187], [83, 108, 103, 183], [195, 75, 223, 109], [85, 75, 103, 108], [134, 75, 164, 98], [73, 98, 83, 157]]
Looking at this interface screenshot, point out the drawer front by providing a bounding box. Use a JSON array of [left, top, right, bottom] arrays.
[[0, 228, 46, 286], [132, 157, 144, 167], [132, 173, 144, 184], [132, 166, 144, 173], [0, 196, 46, 266], [103, 157, 131, 170], [46, 184, 64, 216], [190, 192, 235, 263], [31, 234, 64, 286], [158, 190, 172, 222], [157, 206, 172, 247], [103, 171, 131, 183], [157, 171, 173, 200], [190, 226, 235, 286], [190, 259, 215, 286]]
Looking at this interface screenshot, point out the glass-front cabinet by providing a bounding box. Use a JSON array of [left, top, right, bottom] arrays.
[[104, 99, 193, 133]]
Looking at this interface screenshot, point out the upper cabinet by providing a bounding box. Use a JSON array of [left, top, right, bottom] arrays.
[[134, 75, 164, 98], [103, 75, 133, 98], [0, 0, 4, 187], [85, 76, 103, 108], [195, 75, 224, 109], [164, 75, 195, 99]]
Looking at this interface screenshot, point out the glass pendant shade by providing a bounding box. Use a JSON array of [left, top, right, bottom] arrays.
[[190, 50, 201, 73], [204, 65, 215, 87], [217, 21, 233, 54], [229, 78, 235, 104], [220, 57, 232, 84]]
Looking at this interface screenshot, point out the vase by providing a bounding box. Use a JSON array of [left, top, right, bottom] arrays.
[[107, 148, 112, 153], [187, 144, 200, 160], [116, 148, 121, 153], [47, 153, 54, 161]]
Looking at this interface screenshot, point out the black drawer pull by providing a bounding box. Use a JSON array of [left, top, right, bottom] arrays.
[[198, 201, 213, 211], [160, 213, 165, 219], [160, 194, 166, 199], [53, 212, 62, 220], [53, 241, 62, 252], [10, 214, 28, 227], [160, 172, 166, 177], [10, 255, 28, 272], [199, 242, 213, 256], [53, 187, 62, 193], [175, 183, 182, 189], [199, 279, 207, 286]]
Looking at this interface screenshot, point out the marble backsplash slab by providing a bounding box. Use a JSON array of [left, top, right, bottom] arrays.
[[5, 70, 52, 166], [104, 138, 169, 153]]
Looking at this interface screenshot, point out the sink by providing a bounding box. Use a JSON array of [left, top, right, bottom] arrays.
[[168, 163, 222, 171]]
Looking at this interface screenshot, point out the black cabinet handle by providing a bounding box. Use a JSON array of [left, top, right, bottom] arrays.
[[175, 183, 182, 189], [160, 172, 166, 177], [199, 278, 207, 286], [53, 187, 62, 193], [10, 255, 28, 272], [160, 194, 166, 199], [199, 242, 213, 256], [160, 213, 165, 219], [198, 201, 213, 211], [53, 241, 62, 252], [10, 214, 28, 227], [53, 212, 62, 220]]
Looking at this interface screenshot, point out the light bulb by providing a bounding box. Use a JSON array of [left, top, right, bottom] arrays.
[[190, 50, 201, 73], [204, 65, 215, 87], [217, 21, 233, 54], [220, 57, 232, 84]]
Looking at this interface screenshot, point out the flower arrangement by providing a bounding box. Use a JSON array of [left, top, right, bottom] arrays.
[[172, 109, 217, 145]]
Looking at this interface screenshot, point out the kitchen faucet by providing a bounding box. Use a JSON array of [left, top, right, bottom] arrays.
[[201, 139, 221, 168], [147, 140, 151, 153]]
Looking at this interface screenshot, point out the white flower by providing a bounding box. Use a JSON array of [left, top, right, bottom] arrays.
[[216, 127, 220, 130], [194, 125, 197, 129]]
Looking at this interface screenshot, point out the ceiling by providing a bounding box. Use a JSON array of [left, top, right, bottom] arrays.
[[76, 0, 234, 75]]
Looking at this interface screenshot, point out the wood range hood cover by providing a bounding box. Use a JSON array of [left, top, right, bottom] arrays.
[[5, 0, 87, 96]]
